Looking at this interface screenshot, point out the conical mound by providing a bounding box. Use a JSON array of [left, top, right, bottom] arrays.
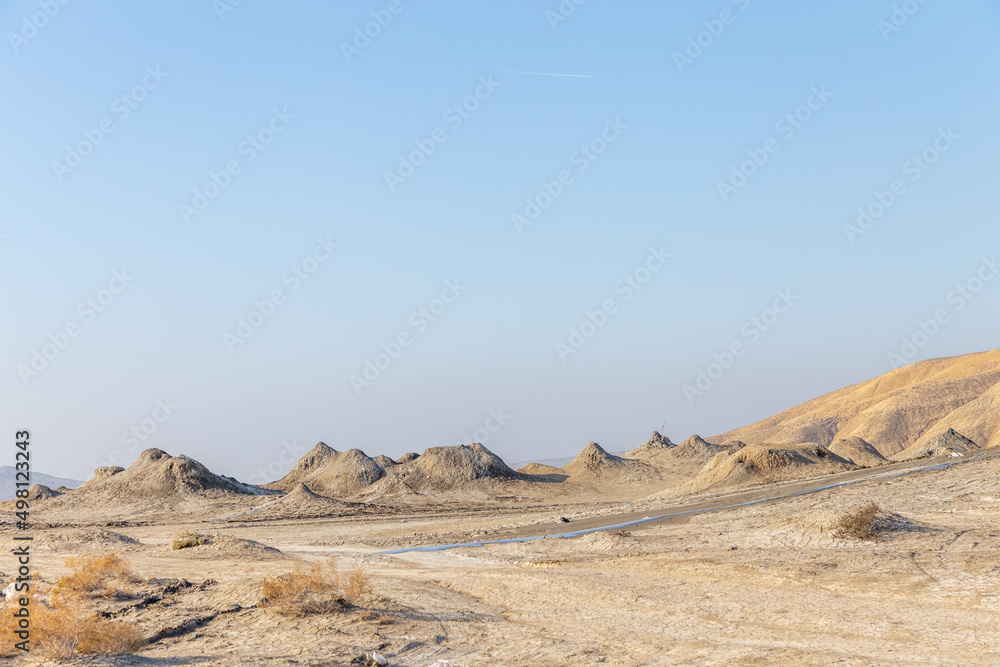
[[625, 435, 739, 489], [355, 443, 524, 499], [672, 435, 729, 462], [405, 443, 518, 486], [89, 466, 125, 484], [0, 483, 62, 509], [71, 448, 273, 503], [828, 436, 888, 467], [27, 484, 61, 500], [286, 482, 323, 501], [564, 442, 622, 473], [624, 431, 675, 459], [892, 428, 979, 461], [373, 454, 397, 468], [667, 443, 856, 496], [562, 442, 661, 484], [270, 443, 385, 497], [234, 480, 372, 523], [518, 462, 563, 475]]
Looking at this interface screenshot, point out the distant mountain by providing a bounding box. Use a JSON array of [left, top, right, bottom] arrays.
[[0, 466, 82, 501]]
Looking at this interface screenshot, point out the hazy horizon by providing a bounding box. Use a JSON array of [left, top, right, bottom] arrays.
[[3, 1, 999, 481]]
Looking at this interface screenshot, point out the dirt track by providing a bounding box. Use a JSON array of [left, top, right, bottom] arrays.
[[389, 448, 1000, 552]]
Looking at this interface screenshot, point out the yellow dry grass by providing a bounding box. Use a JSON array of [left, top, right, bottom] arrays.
[[0, 586, 144, 658], [261, 557, 372, 616], [55, 553, 137, 598]]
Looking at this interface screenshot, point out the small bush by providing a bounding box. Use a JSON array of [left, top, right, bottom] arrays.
[[0, 588, 144, 658], [56, 553, 136, 598], [261, 558, 372, 616], [344, 563, 373, 601], [172, 531, 207, 550], [836, 502, 884, 540]]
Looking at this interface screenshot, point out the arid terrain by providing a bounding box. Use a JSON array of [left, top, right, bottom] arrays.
[[3, 350, 1000, 665]]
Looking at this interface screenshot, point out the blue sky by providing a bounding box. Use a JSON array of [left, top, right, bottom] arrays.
[[2, 1, 999, 481]]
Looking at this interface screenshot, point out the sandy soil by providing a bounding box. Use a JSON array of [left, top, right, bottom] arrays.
[[3, 451, 999, 666]]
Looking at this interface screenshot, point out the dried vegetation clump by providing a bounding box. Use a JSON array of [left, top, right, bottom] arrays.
[[261, 558, 372, 616], [835, 502, 890, 540], [0, 554, 145, 658], [171, 530, 207, 550]]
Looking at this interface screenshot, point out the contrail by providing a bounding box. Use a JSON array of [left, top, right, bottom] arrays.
[[493, 70, 595, 78]]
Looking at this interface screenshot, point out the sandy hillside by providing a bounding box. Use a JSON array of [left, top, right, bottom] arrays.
[[712, 348, 1000, 455]]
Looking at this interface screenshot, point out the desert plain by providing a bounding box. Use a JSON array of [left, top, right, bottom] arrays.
[[3, 350, 1000, 666]]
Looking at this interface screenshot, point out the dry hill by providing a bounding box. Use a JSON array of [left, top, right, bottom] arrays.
[[517, 462, 564, 476], [626, 435, 742, 488], [268, 443, 385, 496], [890, 428, 980, 461], [827, 436, 888, 467], [34, 449, 277, 524], [711, 349, 1000, 456], [69, 448, 272, 499], [624, 431, 675, 458], [225, 482, 386, 522], [560, 442, 661, 484], [270, 442, 527, 501], [659, 443, 856, 497], [390, 442, 522, 490], [374, 454, 397, 468]]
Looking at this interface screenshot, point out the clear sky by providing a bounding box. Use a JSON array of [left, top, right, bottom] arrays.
[[3, 1, 999, 482]]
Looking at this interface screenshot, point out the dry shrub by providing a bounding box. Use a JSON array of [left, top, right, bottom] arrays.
[[56, 553, 136, 598], [345, 563, 373, 601], [172, 530, 206, 550], [0, 596, 22, 656], [0, 589, 144, 658], [261, 558, 372, 616], [836, 502, 884, 540]]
